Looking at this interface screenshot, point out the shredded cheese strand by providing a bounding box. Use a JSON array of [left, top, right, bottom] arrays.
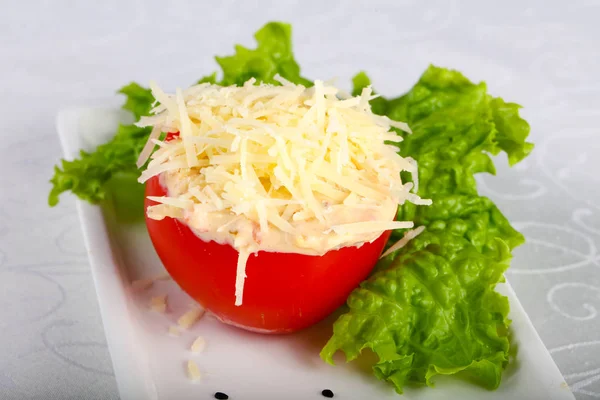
[[380, 226, 426, 258]]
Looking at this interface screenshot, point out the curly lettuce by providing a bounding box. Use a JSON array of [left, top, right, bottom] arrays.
[[48, 123, 151, 206], [321, 66, 532, 393], [215, 22, 311, 87]]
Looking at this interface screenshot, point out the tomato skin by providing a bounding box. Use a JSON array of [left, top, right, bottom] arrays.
[[144, 176, 391, 333], [164, 131, 179, 141]]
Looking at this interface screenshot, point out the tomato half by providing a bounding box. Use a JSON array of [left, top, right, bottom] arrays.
[[145, 176, 391, 334]]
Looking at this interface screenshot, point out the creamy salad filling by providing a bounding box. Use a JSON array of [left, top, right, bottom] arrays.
[[157, 168, 400, 255]]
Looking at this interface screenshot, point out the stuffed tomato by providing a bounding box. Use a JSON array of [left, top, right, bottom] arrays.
[[138, 78, 427, 333]]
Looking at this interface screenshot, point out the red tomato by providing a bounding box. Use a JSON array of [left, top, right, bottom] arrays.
[[144, 131, 391, 333], [164, 131, 180, 142]]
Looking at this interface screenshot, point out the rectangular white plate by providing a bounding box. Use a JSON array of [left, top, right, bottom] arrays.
[[56, 104, 575, 400]]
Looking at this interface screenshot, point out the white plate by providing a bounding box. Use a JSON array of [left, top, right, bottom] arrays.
[[56, 104, 576, 400]]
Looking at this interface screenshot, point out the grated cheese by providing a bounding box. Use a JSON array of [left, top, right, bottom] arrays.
[[177, 307, 205, 329], [131, 278, 153, 291], [153, 272, 172, 281], [330, 220, 414, 235], [186, 360, 201, 381], [235, 250, 250, 306], [149, 295, 167, 313], [190, 336, 206, 353], [380, 226, 426, 259], [136, 125, 162, 168], [137, 77, 430, 306]]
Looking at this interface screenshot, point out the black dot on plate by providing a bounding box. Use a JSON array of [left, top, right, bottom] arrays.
[[214, 392, 229, 400], [321, 389, 334, 398]]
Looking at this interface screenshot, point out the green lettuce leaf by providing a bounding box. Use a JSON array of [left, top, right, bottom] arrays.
[[321, 66, 532, 393], [216, 22, 311, 86], [48, 124, 151, 206], [48, 22, 307, 206], [323, 230, 512, 391], [117, 82, 154, 120]]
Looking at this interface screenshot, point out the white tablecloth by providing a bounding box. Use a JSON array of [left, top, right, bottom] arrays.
[[1, 1, 599, 399]]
